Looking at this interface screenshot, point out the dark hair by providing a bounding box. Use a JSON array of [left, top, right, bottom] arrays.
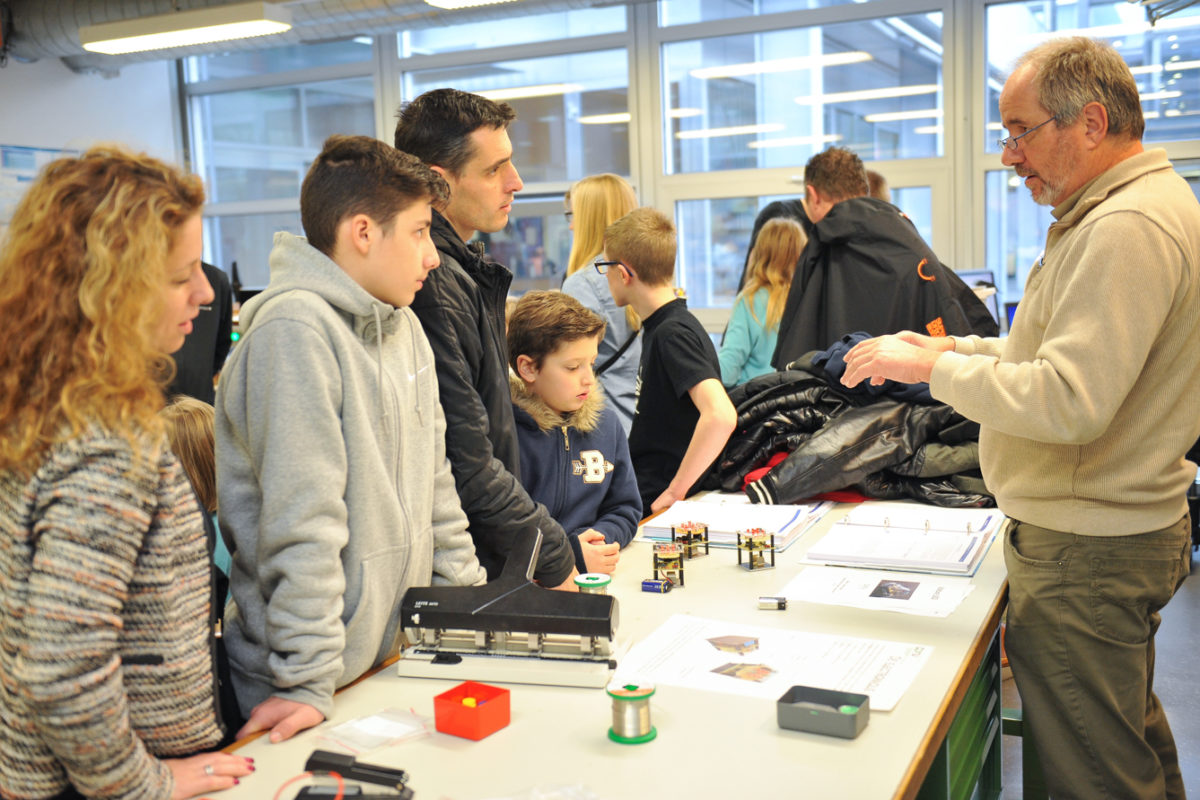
[[300, 135, 449, 257], [1017, 37, 1144, 141], [804, 147, 869, 202], [603, 207, 677, 287], [866, 169, 891, 203], [508, 291, 606, 372], [393, 88, 517, 176]]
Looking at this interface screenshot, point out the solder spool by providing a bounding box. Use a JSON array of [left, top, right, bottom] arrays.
[[575, 572, 612, 595], [606, 683, 657, 744]]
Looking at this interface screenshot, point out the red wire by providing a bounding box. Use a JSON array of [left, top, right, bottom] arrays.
[[271, 770, 345, 800]]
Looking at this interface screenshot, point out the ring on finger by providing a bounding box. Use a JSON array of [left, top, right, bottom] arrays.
[[204, 764, 215, 777]]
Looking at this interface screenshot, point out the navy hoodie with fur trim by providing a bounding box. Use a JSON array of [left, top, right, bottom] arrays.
[[510, 376, 642, 572]]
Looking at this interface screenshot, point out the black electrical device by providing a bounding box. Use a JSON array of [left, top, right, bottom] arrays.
[[295, 786, 413, 800], [303, 750, 411, 792]]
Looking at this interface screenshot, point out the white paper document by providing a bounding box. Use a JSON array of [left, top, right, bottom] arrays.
[[805, 502, 1004, 575], [639, 496, 833, 552], [611, 614, 931, 711], [780, 566, 976, 618]]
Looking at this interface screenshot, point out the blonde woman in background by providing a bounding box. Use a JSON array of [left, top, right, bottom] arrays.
[[718, 217, 806, 387], [0, 146, 254, 800], [162, 395, 233, 594], [561, 173, 640, 434]]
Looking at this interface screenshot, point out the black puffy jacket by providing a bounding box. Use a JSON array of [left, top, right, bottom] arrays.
[[707, 364, 993, 508], [409, 211, 574, 585]]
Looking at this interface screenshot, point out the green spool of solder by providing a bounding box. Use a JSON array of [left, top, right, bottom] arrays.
[[575, 572, 612, 595], [606, 683, 657, 744]]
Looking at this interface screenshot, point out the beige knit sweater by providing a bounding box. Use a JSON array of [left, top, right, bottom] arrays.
[[0, 429, 223, 799], [931, 149, 1200, 535]]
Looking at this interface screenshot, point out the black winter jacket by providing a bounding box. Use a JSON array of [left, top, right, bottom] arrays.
[[707, 363, 993, 508], [409, 211, 575, 585], [772, 197, 998, 369]]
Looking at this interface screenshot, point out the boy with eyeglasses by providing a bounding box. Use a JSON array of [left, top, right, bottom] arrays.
[[600, 207, 736, 514]]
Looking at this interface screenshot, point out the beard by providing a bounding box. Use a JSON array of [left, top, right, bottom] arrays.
[[1017, 148, 1079, 207]]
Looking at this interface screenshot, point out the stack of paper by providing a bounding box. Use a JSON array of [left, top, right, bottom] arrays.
[[804, 502, 1005, 576], [780, 566, 976, 618], [611, 614, 932, 711], [639, 495, 833, 552]]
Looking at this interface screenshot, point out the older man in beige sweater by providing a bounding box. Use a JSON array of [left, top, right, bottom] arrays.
[[842, 38, 1200, 800]]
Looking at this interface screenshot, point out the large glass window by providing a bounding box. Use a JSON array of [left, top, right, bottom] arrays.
[[189, 77, 374, 206], [662, 13, 944, 173], [185, 42, 374, 288], [659, 0, 875, 27], [400, 8, 625, 56], [985, 1, 1200, 150], [204, 213, 303, 291], [183, 39, 373, 82], [403, 51, 630, 183], [984, 169, 1054, 311]]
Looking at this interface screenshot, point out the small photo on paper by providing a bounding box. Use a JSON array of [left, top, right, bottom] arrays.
[[870, 580, 920, 600], [712, 662, 776, 683]]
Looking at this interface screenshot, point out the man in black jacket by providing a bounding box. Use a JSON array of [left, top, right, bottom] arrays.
[[395, 88, 577, 589], [169, 261, 233, 403], [771, 147, 996, 369]]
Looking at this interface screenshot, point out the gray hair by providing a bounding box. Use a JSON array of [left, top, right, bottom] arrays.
[[1015, 37, 1144, 141]]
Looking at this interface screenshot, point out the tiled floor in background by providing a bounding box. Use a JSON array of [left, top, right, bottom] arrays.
[[1000, 553, 1200, 798]]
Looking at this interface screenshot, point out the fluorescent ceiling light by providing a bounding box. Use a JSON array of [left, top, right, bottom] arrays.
[[478, 83, 582, 101], [748, 134, 843, 149], [864, 108, 942, 123], [1130, 59, 1200, 74], [668, 108, 703, 118], [1140, 90, 1183, 101], [579, 113, 631, 124], [677, 123, 785, 140], [426, 0, 521, 8], [1034, 14, 1200, 41], [885, 17, 943, 57], [80, 2, 291, 55], [690, 51, 872, 80], [986, 122, 1004, 131], [794, 84, 940, 105], [913, 125, 942, 135]]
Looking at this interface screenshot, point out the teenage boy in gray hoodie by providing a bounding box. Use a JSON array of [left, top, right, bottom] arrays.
[[215, 135, 486, 744]]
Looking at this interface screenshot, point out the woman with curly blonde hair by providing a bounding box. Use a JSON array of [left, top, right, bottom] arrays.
[[561, 173, 641, 433], [0, 145, 254, 800]]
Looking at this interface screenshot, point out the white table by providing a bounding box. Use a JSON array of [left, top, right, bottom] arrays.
[[222, 503, 1007, 800]]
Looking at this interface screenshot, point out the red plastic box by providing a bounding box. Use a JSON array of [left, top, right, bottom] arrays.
[[433, 681, 511, 740]]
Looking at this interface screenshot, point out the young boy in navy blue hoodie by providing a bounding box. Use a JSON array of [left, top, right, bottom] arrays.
[[508, 291, 642, 574]]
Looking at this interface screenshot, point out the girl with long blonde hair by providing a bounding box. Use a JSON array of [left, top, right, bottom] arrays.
[[718, 217, 806, 386], [561, 173, 641, 432], [0, 145, 253, 799]]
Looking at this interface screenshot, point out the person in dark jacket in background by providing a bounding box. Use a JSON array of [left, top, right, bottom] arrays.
[[394, 88, 578, 590], [169, 261, 233, 403], [771, 147, 996, 369]]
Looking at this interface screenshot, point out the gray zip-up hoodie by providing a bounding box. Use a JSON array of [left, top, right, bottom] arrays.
[[216, 232, 485, 719]]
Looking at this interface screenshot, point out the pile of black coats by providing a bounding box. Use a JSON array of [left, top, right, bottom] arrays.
[[702, 334, 994, 508]]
